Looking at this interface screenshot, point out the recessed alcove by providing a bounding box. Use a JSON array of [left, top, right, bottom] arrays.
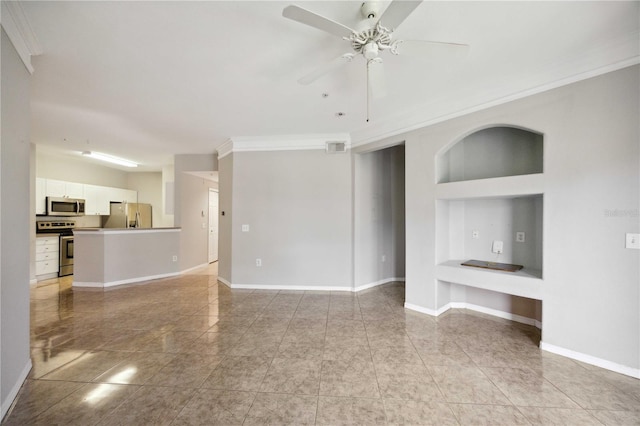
[[435, 125, 544, 311], [438, 126, 543, 184]]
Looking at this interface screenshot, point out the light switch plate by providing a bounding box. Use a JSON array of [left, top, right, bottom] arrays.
[[472, 230, 479, 239], [626, 233, 640, 249], [492, 240, 504, 254]]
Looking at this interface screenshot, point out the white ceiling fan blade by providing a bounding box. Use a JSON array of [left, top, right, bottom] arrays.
[[283, 5, 355, 38], [377, 0, 423, 30], [396, 40, 470, 61], [298, 53, 355, 85], [367, 58, 387, 99]]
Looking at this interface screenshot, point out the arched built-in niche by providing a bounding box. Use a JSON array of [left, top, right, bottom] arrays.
[[438, 126, 543, 184], [435, 125, 545, 313]]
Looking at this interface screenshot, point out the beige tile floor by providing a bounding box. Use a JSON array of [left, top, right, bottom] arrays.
[[3, 263, 640, 425]]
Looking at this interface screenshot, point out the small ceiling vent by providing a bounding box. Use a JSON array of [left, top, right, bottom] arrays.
[[326, 141, 347, 154]]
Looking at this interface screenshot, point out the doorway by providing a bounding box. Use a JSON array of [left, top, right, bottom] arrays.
[[208, 189, 219, 263]]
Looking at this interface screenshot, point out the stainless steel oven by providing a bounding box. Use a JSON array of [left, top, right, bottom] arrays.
[[59, 234, 74, 276], [36, 221, 76, 277]]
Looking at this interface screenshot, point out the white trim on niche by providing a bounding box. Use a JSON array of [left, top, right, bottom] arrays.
[[216, 134, 351, 159], [541, 342, 640, 379], [405, 301, 541, 329]]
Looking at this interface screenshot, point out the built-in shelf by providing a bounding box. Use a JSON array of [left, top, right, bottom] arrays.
[[435, 125, 545, 308], [435, 173, 544, 200], [437, 260, 543, 300]]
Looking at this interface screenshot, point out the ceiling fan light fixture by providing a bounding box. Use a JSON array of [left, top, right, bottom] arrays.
[[81, 151, 138, 168]]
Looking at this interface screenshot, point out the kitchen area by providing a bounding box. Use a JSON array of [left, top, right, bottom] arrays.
[[33, 156, 181, 288]]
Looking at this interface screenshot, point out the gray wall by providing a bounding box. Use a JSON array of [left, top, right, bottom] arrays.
[[218, 154, 233, 284], [395, 65, 639, 371], [354, 145, 406, 287], [230, 149, 353, 288], [127, 172, 168, 228], [1, 28, 32, 419], [173, 154, 218, 271]]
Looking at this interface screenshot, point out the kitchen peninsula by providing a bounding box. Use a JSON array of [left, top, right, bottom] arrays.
[[73, 227, 181, 288]]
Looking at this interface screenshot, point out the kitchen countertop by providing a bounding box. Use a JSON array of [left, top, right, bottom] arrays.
[[74, 227, 181, 232]]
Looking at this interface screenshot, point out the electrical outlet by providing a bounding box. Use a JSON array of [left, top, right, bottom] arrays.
[[242, 224, 250, 232], [492, 240, 504, 254], [381, 254, 386, 262], [256, 258, 262, 267], [172, 255, 178, 262], [516, 232, 526, 242], [472, 230, 479, 239], [626, 233, 640, 249]]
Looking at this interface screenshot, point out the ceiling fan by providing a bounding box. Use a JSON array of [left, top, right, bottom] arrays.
[[283, 0, 469, 121]]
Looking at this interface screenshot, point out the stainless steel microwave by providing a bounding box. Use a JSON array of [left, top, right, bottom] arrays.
[[46, 196, 85, 216]]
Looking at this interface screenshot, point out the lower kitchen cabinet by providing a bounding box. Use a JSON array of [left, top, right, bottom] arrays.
[[36, 236, 59, 278]]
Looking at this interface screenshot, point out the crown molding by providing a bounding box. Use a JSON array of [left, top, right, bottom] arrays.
[[216, 139, 234, 159], [351, 30, 640, 148], [216, 134, 351, 159], [1, 1, 42, 74]]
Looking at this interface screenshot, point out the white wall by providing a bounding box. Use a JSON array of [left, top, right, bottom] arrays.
[[229, 149, 353, 288], [36, 149, 129, 188], [1, 27, 32, 420], [354, 145, 405, 288], [389, 65, 639, 374]]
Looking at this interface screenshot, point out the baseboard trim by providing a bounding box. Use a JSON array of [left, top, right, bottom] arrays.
[[540, 342, 640, 379], [229, 283, 353, 292], [404, 301, 541, 329], [72, 271, 180, 289], [181, 263, 210, 274], [451, 302, 541, 329], [354, 277, 405, 292], [219, 277, 406, 293], [1, 359, 32, 420], [29, 278, 38, 287], [217, 276, 231, 288], [404, 302, 451, 316]]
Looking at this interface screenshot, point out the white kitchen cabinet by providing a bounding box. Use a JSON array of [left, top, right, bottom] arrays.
[[107, 187, 137, 204], [45, 179, 84, 199], [36, 236, 59, 277], [36, 178, 138, 216], [36, 177, 47, 214], [84, 184, 111, 215]]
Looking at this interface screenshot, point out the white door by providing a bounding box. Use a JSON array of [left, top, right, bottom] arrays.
[[208, 189, 219, 263]]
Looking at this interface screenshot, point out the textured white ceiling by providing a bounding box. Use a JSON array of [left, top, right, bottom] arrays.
[[19, 1, 640, 171]]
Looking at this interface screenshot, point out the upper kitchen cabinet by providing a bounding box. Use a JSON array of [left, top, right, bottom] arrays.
[[36, 178, 138, 216], [35, 178, 46, 214], [84, 184, 110, 215], [45, 179, 84, 199], [85, 185, 137, 215]]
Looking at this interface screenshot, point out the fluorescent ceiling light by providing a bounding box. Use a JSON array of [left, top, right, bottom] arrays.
[[81, 151, 138, 168]]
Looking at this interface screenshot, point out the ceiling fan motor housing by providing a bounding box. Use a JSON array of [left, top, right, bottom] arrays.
[[361, 2, 380, 19]]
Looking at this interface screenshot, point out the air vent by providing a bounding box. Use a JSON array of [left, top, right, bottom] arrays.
[[326, 141, 347, 154]]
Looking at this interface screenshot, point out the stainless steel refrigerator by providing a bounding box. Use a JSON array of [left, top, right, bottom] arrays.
[[104, 202, 152, 228]]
